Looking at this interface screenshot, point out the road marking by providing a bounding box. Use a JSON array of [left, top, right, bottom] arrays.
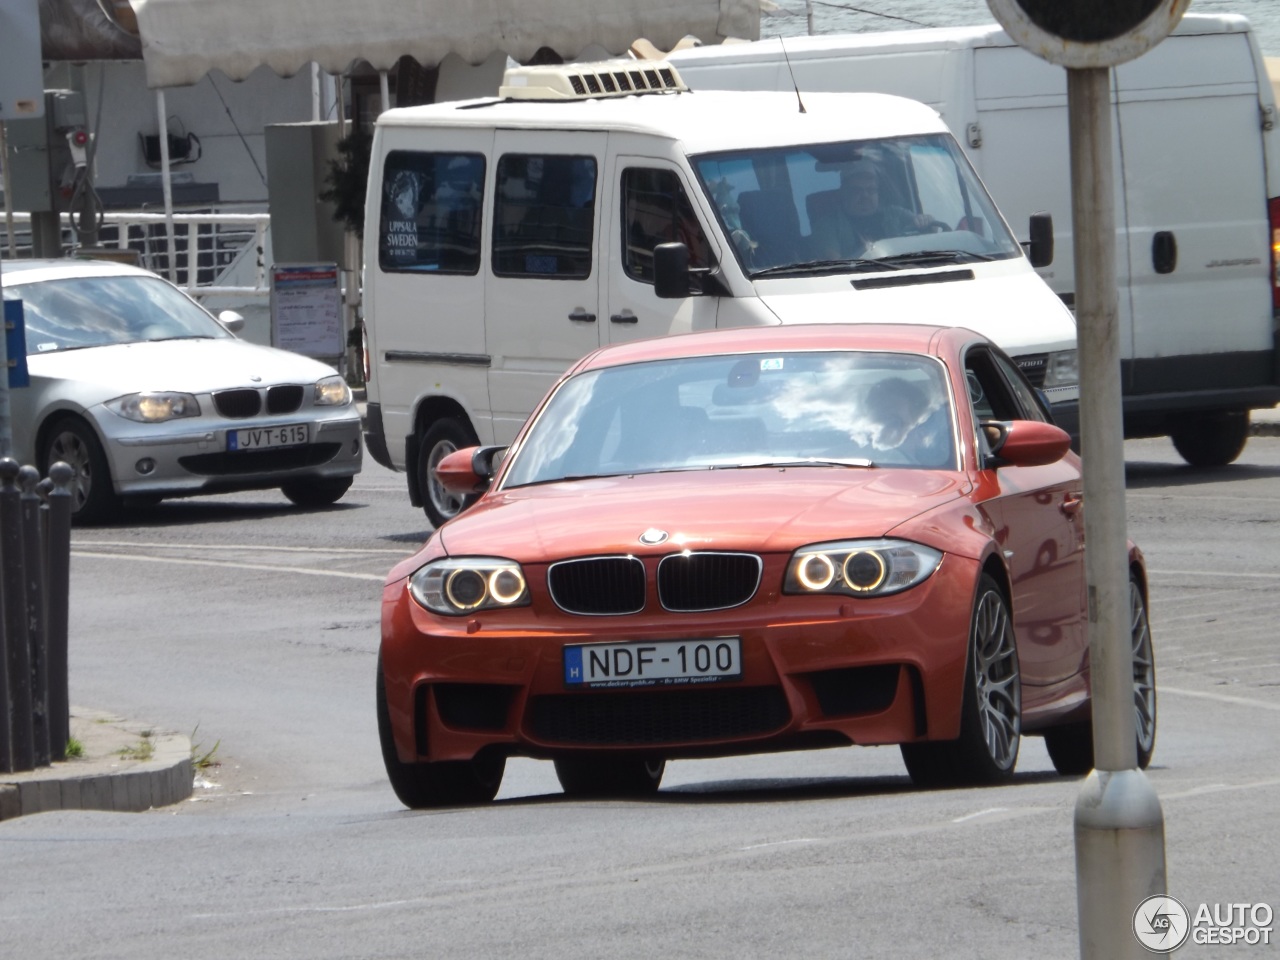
[[72, 539, 413, 555], [1161, 685, 1280, 712], [740, 838, 817, 850], [71, 549, 387, 581], [951, 807, 1009, 823], [1148, 569, 1280, 580]]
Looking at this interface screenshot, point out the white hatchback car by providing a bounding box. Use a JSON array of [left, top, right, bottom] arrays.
[[1, 259, 363, 523]]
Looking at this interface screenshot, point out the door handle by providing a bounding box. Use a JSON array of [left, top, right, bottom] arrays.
[[1061, 493, 1083, 517], [610, 312, 638, 324], [568, 309, 596, 323]]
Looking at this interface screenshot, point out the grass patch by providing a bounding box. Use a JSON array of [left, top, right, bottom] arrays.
[[118, 731, 155, 762], [190, 723, 221, 771], [63, 736, 84, 759]]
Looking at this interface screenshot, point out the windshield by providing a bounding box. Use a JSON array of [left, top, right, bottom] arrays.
[[692, 134, 1022, 277], [3, 274, 232, 353], [503, 350, 957, 487]]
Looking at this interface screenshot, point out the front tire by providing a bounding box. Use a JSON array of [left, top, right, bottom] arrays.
[[554, 755, 666, 798], [416, 416, 477, 529], [375, 655, 504, 808], [1170, 410, 1248, 467], [281, 476, 353, 507], [42, 417, 118, 525], [901, 574, 1021, 788], [1043, 575, 1157, 775]]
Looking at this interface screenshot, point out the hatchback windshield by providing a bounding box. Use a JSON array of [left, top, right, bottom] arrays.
[[503, 350, 957, 487], [4, 275, 231, 353], [692, 134, 1021, 277]]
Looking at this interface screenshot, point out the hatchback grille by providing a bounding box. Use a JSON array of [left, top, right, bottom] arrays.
[[213, 388, 262, 418], [658, 552, 761, 611], [548, 556, 646, 615], [267, 385, 304, 414], [528, 687, 790, 746]]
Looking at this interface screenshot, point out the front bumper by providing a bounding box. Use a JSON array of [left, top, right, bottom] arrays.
[[379, 553, 980, 765]]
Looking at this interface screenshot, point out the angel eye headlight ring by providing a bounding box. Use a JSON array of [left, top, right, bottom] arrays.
[[797, 552, 836, 591], [842, 550, 887, 592]]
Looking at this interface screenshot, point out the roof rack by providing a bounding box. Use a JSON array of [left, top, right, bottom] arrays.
[[499, 60, 688, 100]]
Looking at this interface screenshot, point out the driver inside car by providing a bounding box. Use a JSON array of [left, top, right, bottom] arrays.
[[816, 160, 947, 258]]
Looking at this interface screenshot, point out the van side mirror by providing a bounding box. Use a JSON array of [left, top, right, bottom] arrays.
[[1027, 213, 1054, 268], [653, 242, 691, 299]]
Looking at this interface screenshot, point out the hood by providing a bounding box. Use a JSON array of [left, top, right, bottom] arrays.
[[436, 467, 968, 563], [26, 339, 340, 398], [755, 264, 1077, 356]]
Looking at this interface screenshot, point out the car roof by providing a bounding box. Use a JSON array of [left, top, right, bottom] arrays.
[[0, 258, 155, 288], [571, 323, 982, 373], [376, 89, 949, 154]]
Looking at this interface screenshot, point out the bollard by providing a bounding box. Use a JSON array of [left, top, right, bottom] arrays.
[[43, 463, 73, 760], [20, 465, 50, 767], [0, 459, 14, 773], [0, 457, 34, 772]]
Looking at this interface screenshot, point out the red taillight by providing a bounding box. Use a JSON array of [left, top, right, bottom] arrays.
[[1270, 196, 1280, 310]]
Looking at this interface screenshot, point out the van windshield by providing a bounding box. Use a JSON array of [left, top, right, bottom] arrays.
[[692, 134, 1022, 277]]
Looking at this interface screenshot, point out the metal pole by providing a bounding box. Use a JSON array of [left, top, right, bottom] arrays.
[[42, 463, 72, 760], [0, 460, 11, 772], [1068, 66, 1167, 960], [156, 88, 178, 283], [0, 457, 33, 771], [19, 465, 47, 766], [0, 258, 11, 459]]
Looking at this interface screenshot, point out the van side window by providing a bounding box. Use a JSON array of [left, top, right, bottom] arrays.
[[621, 168, 711, 289], [378, 150, 484, 274], [492, 155, 597, 279]]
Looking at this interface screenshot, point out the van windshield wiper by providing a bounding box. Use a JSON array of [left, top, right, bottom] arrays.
[[749, 258, 905, 279], [874, 249, 997, 266]]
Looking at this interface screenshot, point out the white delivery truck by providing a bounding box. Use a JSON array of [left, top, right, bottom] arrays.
[[361, 60, 1079, 525], [668, 13, 1280, 467]]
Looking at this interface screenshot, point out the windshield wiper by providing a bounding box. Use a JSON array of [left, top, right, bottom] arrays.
[[749, 258, 905, 279], [875, 249, 997, 266], [712, 457, 875, 469], [144, 334, 216, 342]]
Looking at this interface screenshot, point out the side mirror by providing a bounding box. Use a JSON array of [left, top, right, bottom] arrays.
[[1026, 212, 1054, 268], [434, 445, 507, 495], [653, 242, 691, 299], [217, 309, 245, 334], [987, 419, 1071, 468]]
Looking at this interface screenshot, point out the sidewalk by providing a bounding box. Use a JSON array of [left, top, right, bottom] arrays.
[[1250, 404, 1280, 436], [0, 708, 192, 822]]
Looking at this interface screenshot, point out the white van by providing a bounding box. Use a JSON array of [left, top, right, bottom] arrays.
[[668, 13, 1280, 468], [361, 61, 1079, 525]]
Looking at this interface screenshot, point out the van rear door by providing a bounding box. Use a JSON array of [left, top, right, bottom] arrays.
[[486, 131, 606, 442]]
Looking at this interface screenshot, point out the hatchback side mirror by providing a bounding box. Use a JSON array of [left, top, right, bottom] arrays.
[[434, 445, 507, 495], [217, 310, 246, 334]]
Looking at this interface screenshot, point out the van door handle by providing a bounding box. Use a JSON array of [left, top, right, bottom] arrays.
[[610, 311, 638, 324], [568, 309, 596, 323], [1152, 231, 1177, 274]]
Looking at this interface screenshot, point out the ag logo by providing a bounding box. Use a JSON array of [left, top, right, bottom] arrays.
[[1133, 895, 1191, 953]]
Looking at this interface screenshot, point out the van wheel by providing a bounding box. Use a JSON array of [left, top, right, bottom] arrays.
[[1170, 411, 1248, 467], [417, 416, 477, 528]]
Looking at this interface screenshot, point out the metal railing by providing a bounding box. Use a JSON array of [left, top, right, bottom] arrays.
[[2, 210, 272, 299], [0, 459, 73, 773]]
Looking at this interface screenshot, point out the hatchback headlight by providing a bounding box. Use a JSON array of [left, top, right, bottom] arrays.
[[408, 557, 530, 616], [784, 539, 942, 598], [314, 375, 351, 406], [1042, 349, 1078, 388], [106, 392, 200, 422]]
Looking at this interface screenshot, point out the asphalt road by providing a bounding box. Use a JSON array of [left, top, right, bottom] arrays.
[[1, 437, 1277, 959]]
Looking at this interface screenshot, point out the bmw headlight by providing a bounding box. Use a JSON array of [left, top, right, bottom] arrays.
[[314, 375, 351, 406], [408, 557, 530, 616], [106, 392, 200, 422], [784, 539, 942, 598], [1043, 349, 1078, 388]]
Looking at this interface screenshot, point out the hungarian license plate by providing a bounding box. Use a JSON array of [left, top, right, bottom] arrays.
[[564, 638, 742, 689], [227, 423, 310, 451]]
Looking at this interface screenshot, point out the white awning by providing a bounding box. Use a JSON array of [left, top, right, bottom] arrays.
[[131, 0, 760, 88]]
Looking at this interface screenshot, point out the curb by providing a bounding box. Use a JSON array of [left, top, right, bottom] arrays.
[[0, 709, 193, 822], [1250, 420, 1280, 437]]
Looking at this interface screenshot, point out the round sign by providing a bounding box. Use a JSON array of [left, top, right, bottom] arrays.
[[986, 0, 1192, 68]]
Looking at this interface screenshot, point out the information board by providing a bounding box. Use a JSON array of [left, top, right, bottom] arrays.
[[269, 262, 344, 361]]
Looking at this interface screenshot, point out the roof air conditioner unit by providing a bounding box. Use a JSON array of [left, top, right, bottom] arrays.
[[499, 60, 687, 100]]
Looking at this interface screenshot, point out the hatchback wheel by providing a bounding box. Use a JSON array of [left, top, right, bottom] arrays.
[[554, 755, 666, 798], [1044, 575, 1157, 775], [375, 656, 504, 808], [42, 417, 119, 525], [901, 574, 1021, 787]]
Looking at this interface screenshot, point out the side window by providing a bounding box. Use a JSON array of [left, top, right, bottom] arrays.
[[621, 167, 711, 287], [993, 351, 1050, 423], [964, 347, 1024, 423], [492, 154, 597, 279], [378, 150, 484, 274]]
